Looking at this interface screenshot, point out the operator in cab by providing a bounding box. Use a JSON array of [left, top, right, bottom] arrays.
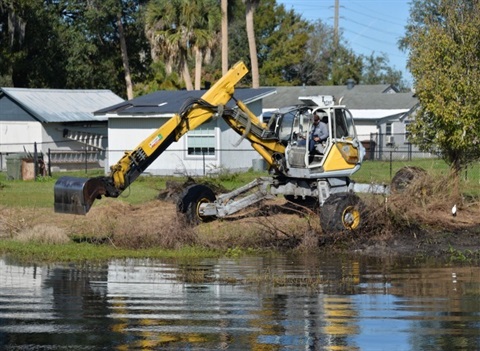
[[296, 110, 329, 153], [310, 110, 329, 153]]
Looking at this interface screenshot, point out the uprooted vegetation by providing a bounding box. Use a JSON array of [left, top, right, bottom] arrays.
[[354, 169, 480, 257], [370, 168, 479, 233], [0, 171, 479, 259]]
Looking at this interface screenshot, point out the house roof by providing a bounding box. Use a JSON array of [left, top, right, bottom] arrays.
[[0, 87, 124, 123], [261, 84, 397, 109], [95, 88, 276, 116], [341, 92, 418, 110]]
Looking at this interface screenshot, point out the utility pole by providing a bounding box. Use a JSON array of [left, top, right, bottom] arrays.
[[334, 0, 339, 51], [331, 0, 340, 84]]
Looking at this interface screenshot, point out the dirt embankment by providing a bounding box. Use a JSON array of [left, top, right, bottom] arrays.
[[1, 172, 479, 260]]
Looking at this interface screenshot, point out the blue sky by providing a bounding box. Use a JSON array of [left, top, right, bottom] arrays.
[[276, 0, 412, 86]]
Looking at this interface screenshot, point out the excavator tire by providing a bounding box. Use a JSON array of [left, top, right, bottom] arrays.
[[320, 192, 363, 233], [177, 184, 216, 225]]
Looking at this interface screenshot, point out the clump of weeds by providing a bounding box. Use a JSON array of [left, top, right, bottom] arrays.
[[70, 200, 198, 249]]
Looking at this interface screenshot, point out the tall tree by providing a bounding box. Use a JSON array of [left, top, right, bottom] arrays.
[[297, 20, 336, 85], [145, 0, 192, 89], [243, 0, 259, 88], [145, 0, 177, 76], [60, 0, 148, 96], [145, 0, 220, 91], [330, 46, 363, 85], [0, 0, 148, 97], [362, 52, 406, 90], [189, 0, 221, 90], [221, 0, 228, 75], [117, 9, 133, 99], [255, 0, 311, 86], [298, 19, 364, 86], [227, 0, 311, 86], [402, 0, 480, 188], [0, 0, 24, 86], [0, 0, 67, 88], [85, 0, 144, 99]]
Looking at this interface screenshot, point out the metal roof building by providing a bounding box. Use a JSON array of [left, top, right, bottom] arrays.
[[0, 88, 124, 122], [95, 88, 275, 116], [261, 84, 398, 110], [0, 87, 124, 172]]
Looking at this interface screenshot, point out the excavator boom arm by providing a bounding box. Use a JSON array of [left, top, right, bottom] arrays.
[[54, 62, 249, 215]]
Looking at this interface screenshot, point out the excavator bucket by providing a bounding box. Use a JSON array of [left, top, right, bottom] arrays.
[[54, 176, 107, 215]]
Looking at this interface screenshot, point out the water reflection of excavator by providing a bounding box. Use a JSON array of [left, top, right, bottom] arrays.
[[54, 61, 366, 233]]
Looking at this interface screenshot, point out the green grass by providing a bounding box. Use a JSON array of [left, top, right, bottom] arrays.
[[0, 169, 105, 208], [0, 168, 270, 209], [352, 158, 452, 183], [0, 240, 220, 263], [1, 158, 479, 209], [352, 158, 480, 194]]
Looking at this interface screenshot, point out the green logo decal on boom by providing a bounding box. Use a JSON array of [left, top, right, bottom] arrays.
[[149, 134, 163, 149]]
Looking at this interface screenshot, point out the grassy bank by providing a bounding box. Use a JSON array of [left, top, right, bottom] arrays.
[[0, 240, 220, 262], [1, 159, 479, 263]]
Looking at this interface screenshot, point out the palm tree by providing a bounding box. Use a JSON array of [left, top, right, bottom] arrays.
[[145, 0, 220, 90], [145, 0, 193, 90], [186, 0, 221, 90], [243, 0, 259, 88]]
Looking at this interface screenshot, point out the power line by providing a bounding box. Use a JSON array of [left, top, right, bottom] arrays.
[[343, 26, 402, 47], [343, 38, 409, 60], [345, 18, 404, 38], [345, 5, 407, 27], [277, 0, 412, 80]]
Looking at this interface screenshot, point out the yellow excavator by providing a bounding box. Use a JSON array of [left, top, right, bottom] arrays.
[[54, 61, 371, 233]]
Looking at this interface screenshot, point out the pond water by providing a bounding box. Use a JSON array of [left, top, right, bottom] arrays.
[[0, 254, 479, 350]]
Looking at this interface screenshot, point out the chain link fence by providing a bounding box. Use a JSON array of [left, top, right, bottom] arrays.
[[0, 133, 457, 179], [357, 132, 437, 161]]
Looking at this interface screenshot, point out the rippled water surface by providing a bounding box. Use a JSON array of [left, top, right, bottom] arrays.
[[1, 254, 479, 350]]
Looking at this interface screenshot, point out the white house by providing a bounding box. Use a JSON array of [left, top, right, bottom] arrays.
[[0, 88, 123, 172], [94, 88, 276, 176]]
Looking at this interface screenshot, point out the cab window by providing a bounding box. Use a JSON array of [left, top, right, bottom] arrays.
[[334, 109, 356, 138]]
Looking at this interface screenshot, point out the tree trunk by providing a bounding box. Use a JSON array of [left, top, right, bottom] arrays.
[[181, 52, 194, 90], [221, 0, 228, 75], [117, 13, 133, 100], [166, 55, 173, 75], [450, 158, 462, 201], [194, 46, 202, 90], [245, 1, 259, 88], [7, 10, 26, 48]]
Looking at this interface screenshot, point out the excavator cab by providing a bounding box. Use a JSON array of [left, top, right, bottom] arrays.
[[281, 101, 363, 175]]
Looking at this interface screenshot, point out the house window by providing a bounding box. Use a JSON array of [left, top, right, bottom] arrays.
[[386, 123, 392, 136], [186, 123, 216, 156]]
